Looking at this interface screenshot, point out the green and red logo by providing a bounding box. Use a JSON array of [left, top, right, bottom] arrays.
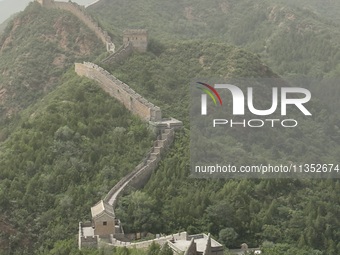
[[196, 82, 223, 115]]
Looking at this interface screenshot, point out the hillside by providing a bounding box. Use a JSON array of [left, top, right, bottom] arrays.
[[89, 0, 340, 79], [89, 39, 340, 254], [274, 0, 340, 24], [88, 0, 340, 125], [0, 2, 103, 125], [0, 2, 152, 254], [105, 41, 275, 124], [0, 0, 339, 255], [0, 70, 153, 254], [109, 46, 340, 254], [0, 0, 98, 23]]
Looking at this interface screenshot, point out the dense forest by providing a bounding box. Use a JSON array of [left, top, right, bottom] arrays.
[[110, 43, 340, 255], [0, 1, 340, 255], [0, 70, 154, 254]]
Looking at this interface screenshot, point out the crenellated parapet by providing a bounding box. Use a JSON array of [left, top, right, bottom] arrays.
[[75, 61, 183, 250], [35, 0, 115, 52], [75, 62, 162, 122], [79, 222, 99, 249], [104, 128, 175, 207], [123, 29, 148, 52]]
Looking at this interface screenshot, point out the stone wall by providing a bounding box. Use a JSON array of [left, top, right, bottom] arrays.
[[37, 0, 115, 52], [103, 160, 148, 205], [79, 222, 98, 249], [98, 231, 223, 255], [123, 29, 148, 52], [75, 62, 162, 122], [104, 128, 175, 208], [94, 214, 115, 236], [127, 129, 174, 189], [102, 42, 134, 64], [111, 232, 189, 250], [80, 236, 98, 249], [75, 39, 181, 251]]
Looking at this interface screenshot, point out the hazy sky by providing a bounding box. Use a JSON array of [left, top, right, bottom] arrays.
[[0, 0, 98, 23]]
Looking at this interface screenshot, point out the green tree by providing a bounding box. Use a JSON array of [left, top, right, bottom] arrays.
[[116, 191, 160, 233], [147, 242, 161, 255], [159, 243, 173, 255], [218, 228, 238, 248]]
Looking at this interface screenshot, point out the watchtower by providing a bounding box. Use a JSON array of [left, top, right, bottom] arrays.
[[123, 29, 148, 52], [91, 200, 115, 236]]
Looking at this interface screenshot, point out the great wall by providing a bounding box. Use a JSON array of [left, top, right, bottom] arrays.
[[37, 0, 115, 52], [74, 62, 163, 122], [102, 42, 133, 64], [35, 1, 225, 255]]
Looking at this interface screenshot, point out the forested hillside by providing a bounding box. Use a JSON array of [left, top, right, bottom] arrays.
[[275, 0, 340, 24], [106, 44, 340, 255], [0, 0, 98, 23], [0, 3, 154, 254], [89, 0, 340, 117], [106, 42, 275, 123], [0, 71, 153, 254], [0, 0, 340, 255], [89, 0, 340, 77], [0, 2, 103, 124]]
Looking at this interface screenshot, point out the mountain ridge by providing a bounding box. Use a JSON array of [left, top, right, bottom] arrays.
[[88, 0, 340, 78], [0, 0, 100, 23], [0, 2, 103, 122], [0, 0, 339, 255]]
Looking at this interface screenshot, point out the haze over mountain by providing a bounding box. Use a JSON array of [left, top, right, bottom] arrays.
[[88, 0, 340, 115], [0, 0, 97, 23], [275, 0, 340, 23]]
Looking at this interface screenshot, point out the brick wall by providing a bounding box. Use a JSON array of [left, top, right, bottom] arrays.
[[37, 0, 115, 52], [111, 232, 189, 250], [104, 128, 174, 208], [94, 214, 115, 236], [80, 236, 98, 249], [79, 222, 98, 249], [75, 58, 179, 252], [75, 62, 162, 122]]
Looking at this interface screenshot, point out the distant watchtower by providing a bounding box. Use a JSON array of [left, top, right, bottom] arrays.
[[36, 0, 54, 7], [123, 29, 148, 52]]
